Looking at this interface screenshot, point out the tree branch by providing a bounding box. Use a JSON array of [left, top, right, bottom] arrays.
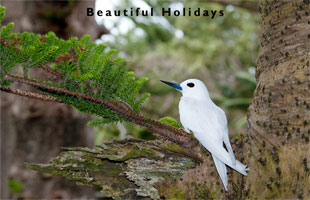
[[25, 137, 198, 199], [3, 74, 203, 162], [0, 85, 62, 103]]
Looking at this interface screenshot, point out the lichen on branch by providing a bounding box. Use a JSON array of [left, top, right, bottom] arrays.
[[26, 137, 197, 199]]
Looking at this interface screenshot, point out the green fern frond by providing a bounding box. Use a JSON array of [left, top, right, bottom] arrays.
[[0, 5, 150, 126], [136, 93, 151, 110]]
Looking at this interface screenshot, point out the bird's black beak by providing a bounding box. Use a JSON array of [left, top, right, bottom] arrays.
[[160, 80, 182, 91]]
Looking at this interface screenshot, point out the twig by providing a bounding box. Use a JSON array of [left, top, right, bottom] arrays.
[[38, 65, 63, 80], [0, 85, 62, 103]]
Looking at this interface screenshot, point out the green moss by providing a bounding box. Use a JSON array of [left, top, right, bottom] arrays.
[[96, 143, 162, 161], [159, 116, 183, 128], [160, 142, 189, 156], [234, 133, 246, 139], [196, 184, 213, 199], [168, 188, 187, 200]]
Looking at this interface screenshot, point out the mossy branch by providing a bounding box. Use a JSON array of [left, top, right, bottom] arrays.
[[25, 137, 198, 199]]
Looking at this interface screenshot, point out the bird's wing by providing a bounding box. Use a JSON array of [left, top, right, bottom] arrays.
[[212, 154, 228, 191], [180, 98, 225, 142], [180, 99, 247, 174], [180, 101, 230, 162], [223, 127, 236, 165], [195, 130, 248, 175], [208, 106, 237, 165], [194, 129, 233, 166], [217, 108, 236, 165]]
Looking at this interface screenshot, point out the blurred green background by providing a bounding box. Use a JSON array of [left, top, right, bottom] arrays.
[[93, 0, 259, 144]]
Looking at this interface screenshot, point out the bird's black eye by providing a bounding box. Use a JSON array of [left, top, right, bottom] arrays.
[[187, 82, 195, 88]]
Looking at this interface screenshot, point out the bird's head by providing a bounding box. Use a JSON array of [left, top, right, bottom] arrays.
[[160, 79, 210, 99]]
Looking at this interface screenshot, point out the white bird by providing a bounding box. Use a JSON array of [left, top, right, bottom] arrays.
[[161, 79, 249, 191]]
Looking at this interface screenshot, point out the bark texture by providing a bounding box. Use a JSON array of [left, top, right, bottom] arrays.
[[0, 1, 106, 199], [26, 137, 197, 199], [246, 0, 310, 198]]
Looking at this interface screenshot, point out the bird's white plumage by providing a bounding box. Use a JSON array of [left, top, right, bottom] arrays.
[[177, 79, 249, 191], [212, 155, 228, 191]]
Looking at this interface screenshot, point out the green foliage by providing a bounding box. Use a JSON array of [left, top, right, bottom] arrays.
[[234, 133, 246, 140], [7, 180, 23, 194], [0, 5, 150, 126], [159, 116, 183, 129], [0, 6, 5, 23], [88, 118, 117, 127]]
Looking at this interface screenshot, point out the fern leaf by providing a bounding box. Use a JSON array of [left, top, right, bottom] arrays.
[[0, 5, 150, 126]]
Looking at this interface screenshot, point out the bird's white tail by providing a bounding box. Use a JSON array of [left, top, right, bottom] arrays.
[[212, 155, 228, 191], [217, 154, 249, 176], [195, 133, 249, 176], [229, 159, 249, 176]]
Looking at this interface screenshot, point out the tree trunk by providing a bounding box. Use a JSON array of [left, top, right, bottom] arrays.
[[246, 0, 310, 198], [0, 1, 106, 199]]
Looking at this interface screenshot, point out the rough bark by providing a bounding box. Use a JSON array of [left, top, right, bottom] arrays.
[[0, 1, 106, 199], [246, 0, 310, 198]]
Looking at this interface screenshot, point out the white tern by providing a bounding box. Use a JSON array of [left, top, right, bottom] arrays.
[[161, 79, 249, 191]]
